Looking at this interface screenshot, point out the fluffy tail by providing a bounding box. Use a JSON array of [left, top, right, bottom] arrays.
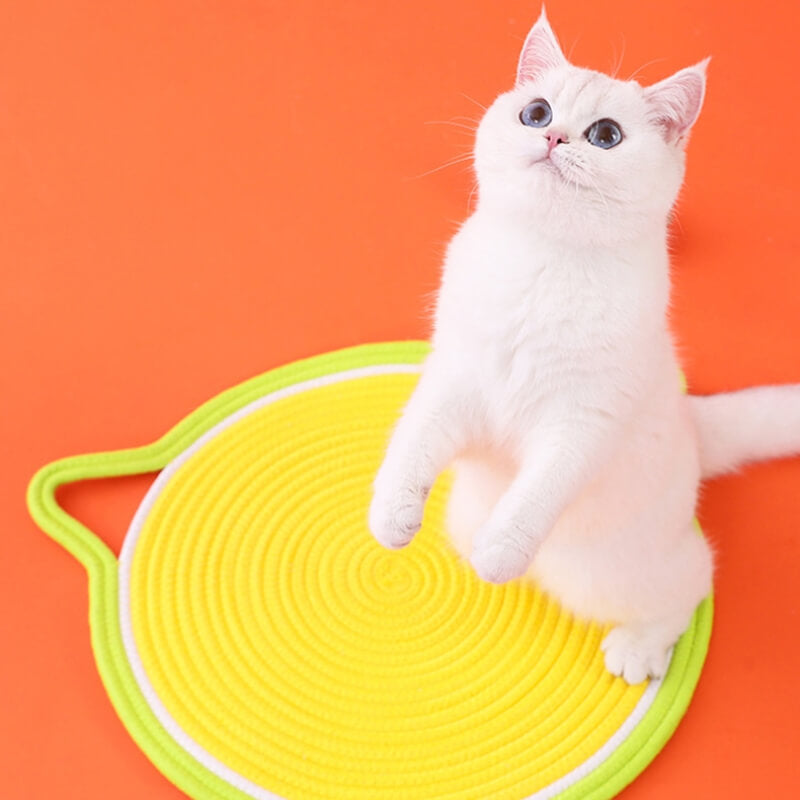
[[690, 385, 800, 478]]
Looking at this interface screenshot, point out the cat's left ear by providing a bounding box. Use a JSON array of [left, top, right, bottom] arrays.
[[644, 59, 710, 144], [516, 8, 568, 86]]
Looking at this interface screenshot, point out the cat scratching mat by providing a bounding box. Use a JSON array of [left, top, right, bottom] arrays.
[[28, 342, 711, 800]]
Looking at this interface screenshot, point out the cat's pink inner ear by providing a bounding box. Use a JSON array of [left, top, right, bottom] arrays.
[[516, 8, 567, 86], [644, 59, 710, 143]]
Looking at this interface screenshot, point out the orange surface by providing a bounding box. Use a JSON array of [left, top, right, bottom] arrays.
[[1, 1, 799, 798]]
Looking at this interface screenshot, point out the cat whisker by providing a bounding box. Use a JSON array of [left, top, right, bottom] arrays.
[[552, 158, 582, 219], [424, 120, 479, 134], [460, 93, 488, 112], [583, 171, 613, 220], [405, 153, 475, 181], [626, 57, 667, 83], [564, 153, 609, 209], [568, 172, 583, 219], [610, 35, 627, 79], [467, 179, 480, 212], [552, 151, 615, 223], [560, 174, 576, 218]]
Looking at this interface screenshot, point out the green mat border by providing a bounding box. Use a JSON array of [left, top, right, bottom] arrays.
[[26, 340, 712, 800]]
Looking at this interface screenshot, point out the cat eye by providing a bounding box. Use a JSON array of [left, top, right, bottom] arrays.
[[520, 99, 553, 128], [585, 119, 623, 149]]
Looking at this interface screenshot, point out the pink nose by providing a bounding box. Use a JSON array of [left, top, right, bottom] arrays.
[[545, 130, 569, 153]]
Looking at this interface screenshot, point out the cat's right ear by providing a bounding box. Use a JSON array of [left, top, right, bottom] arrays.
[[516, 7, 568, 86], [644, 59, 710, 144]]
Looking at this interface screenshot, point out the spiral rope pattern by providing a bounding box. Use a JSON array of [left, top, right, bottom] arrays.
[[126, 371, 651, 799]]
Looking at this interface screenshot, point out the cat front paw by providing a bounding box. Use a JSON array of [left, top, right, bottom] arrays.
[[368, 486, 425, 550], [601, 626, 672, 685], [470, 541, 530, 584]]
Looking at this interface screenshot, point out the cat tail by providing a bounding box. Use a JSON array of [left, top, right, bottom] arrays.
[[689, 385, 800, 479]]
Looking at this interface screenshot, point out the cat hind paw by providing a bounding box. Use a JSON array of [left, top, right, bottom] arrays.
[[601, 625, 672, 685]]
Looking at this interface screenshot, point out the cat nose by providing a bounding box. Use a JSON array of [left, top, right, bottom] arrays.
[[545, 130, 569, 153]]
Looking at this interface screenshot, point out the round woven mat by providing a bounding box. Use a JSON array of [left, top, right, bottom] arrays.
[[108, 347, 709, 800]]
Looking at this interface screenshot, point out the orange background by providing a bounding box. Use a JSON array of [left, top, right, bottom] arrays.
[[2, 1, 799, 798]]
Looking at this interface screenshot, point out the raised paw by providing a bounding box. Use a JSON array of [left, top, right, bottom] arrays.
[[601, 625, 672, 685], [368, 486, 426, 550], [470, 541, 530, 584]]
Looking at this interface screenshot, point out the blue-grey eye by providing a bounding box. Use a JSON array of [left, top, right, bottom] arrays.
[[520, 99, 552, 128], [585, 119, 623, 149]]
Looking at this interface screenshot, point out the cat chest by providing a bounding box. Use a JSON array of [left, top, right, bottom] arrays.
[[469, 285, 631, 432], [468, 317, 610, 429], [474, 279, 617, 367]]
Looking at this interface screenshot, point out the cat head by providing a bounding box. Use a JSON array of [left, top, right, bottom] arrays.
[[473, 8, 708, 245]]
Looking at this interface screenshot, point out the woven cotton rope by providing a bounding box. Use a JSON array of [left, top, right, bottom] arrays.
[[28, 342, 712, 800]]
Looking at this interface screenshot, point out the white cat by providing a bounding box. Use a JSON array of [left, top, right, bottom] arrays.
[[369, 8, 800, 684]]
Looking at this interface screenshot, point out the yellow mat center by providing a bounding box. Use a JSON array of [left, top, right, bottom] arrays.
[[130, 373, 645, 800]]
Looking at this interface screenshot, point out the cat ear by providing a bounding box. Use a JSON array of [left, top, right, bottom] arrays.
[[644, 59, 710, 143], [516, 7, 568, 86]]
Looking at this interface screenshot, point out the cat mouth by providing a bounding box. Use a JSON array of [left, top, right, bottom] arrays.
[[529, 156, 563, 177]]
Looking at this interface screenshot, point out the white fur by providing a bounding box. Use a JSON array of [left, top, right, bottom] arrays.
[[369, 10, 800, 684], [690, 386, 800, 477]]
